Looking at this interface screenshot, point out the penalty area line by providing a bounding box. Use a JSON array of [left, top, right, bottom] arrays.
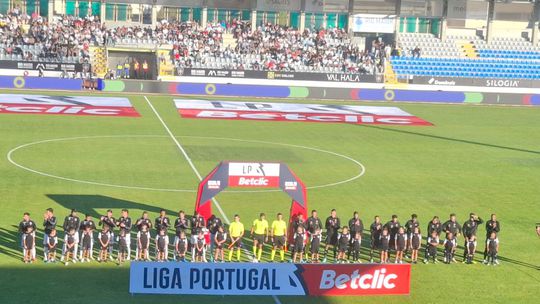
[[144, 96, 230, 225]]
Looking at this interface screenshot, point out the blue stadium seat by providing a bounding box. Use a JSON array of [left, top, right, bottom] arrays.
[[391, 53, 540, 80]]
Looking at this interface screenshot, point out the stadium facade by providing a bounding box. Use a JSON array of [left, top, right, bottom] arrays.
[[1, 1, 538, 38], [0, 1, 539, 84]]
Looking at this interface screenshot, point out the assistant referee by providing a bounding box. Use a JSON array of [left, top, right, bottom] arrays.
[[251, 213, 269, 262], [228, 215, 244, 262], [270, 213, 287, 262]]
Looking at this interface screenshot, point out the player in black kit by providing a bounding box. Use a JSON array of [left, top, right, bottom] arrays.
[[443, 232, 457, 264], [384, 215, 400, 260], [22, 226, 35, 263], [43, 208, 57, 262], [351, 232, 362, 263], [207, 214, 223, 262], [410, 226, 421, 264], [64, 228, 77, 266], [462, 213, 483, 262], [80, 225, 93, 262], [394, 226, 407, 264], [483, 214, 500, 264], [98, 226, 111, 262], [379, 228, 390, 263], [310, 228, 322, 263], [306, 210, 323, 259], [323, 209, 340, 262], [79, 214, 96, 260], [116, 209, 132, 260], [442, 213, 461, 263], [347, 212, 363, 260], [292, 226, 306, 263], [404, 214, 419, 258], [427, 216, 442, 236], [61, 209, 80, 262], [117, 229, 128, 264], [18, 212, 36, 259], [369, 216, 383, 263], [336, 226, 350, 263], [424, 230, 439, 264], [213, 226, 227, 262], [99, 210, 116, 260], [137, 224, 151, 261], [135, 212, 152, 260]]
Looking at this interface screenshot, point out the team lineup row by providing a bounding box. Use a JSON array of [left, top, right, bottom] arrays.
[[18, 208, 501, 266]]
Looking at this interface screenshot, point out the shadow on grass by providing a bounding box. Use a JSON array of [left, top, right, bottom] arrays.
[[0, 195, 193, 263], [6, 195, 537, 271], [46, 194, 279, 263], [360, 125, 540, 155], [0, 226, 24, 261], [46, 194, 180, 220], [498, 255, 540, 271], [2, 195, 261, 263]]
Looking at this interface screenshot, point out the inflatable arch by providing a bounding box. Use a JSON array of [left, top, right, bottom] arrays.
[[194, 162, 308, 241]]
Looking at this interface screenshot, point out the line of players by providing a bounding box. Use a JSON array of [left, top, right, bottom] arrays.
[[17, 208, 501, 265]]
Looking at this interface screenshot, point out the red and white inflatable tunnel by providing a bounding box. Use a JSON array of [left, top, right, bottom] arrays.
[[194, 162, 308, 241]]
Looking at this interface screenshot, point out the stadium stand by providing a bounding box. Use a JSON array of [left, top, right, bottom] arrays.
[[0, 13, 94, 63], [171, 21, 386, 74], [0, 1, 539, 81], [0, 11, 385, 75], [392, 33, 540, 80]]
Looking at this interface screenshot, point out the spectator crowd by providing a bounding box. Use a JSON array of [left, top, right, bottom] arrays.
[[172, 20, 388, 74], [0, 12, 101, 63], [0, 9, 389, 76]]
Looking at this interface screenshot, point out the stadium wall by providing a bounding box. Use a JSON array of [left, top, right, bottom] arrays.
[[0, 76, 537, 107], [97, 79, 540, 106], [0, 76, 83, 90]]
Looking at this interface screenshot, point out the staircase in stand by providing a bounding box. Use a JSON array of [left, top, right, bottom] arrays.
[[90, 47, 108, 77], [461, 42, 478, 58]]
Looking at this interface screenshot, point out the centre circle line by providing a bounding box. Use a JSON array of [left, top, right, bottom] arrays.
[[7, 135, 366, 193]]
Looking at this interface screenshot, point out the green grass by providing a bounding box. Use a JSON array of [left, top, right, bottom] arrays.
[[0, 90, 539, 303]]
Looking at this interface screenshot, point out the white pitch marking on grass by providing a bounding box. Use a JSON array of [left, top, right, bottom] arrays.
[[144, 96, 231, 225], [145, 97, 263, 294], [6, 135, 197, 192], [145, 96, 202, 181], [7, 135, 365, 193], [182, 135, 366, 192]]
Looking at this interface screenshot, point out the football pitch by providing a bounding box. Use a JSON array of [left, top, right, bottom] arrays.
[[0, 90, 539, 303]]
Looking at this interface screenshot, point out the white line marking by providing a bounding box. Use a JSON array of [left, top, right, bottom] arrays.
[[7, 135, 366, 193], [145, 96, 202, 180], [145, 97, 261, 284], [186, 136, 366, 191], [144, 96, 231, 225], [272, 295, 283, 304], [6, 135, 194, 192]]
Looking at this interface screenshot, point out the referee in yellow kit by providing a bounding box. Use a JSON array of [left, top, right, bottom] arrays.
[[270, 213, 288, 262], [250, 213, 269, 262], [228, 214, 244, 262]]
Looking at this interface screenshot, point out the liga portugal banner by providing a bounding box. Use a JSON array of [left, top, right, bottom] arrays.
[[0, 94, 140, 117], [129, 262, 411, 296], [227, 162, 281, 187], [175, 99, 432, 126]]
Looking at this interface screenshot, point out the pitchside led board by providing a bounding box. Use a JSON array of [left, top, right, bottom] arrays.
[[175, 99, 432, 126], [129, 262, 411, 296]]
